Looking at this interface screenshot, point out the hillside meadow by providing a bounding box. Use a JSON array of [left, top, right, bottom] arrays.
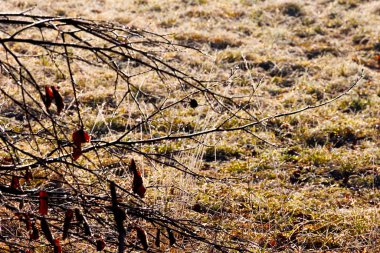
[[0, 0, 380, 252]]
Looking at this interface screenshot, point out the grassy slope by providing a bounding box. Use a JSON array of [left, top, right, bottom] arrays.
[[2, 0, 380, 252]]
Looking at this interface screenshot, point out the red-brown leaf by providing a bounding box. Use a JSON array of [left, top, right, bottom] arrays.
[[45, 86, 54, 98], [96, 238, 106, 251], [72, 129, 91, 145], [44, 86, 54, 109], [132, 171, 146, 198], [72, 146, 82, 161], [63, 209, 74, 240], [10, 176, 21, 190], [54, 238, 62, 253], [72, 129, 91, 160], [83, 130, 91, 142], [39, 191, 49, 215], [136, 184, 146, 198], [129, 158, 137, 175], [135, 226, 149, 250], [129, 159, 146, 198], [51, 86, 64, 114], [72, 130, 79, 144]]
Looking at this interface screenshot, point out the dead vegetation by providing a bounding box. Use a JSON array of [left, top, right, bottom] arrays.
[[0, 0, 379, 252]]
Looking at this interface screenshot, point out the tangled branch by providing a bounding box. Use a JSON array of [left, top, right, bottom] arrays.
[[0, 13, 362, 252]]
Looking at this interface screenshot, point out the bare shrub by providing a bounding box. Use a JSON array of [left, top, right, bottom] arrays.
[[0, 13, 362, 252]]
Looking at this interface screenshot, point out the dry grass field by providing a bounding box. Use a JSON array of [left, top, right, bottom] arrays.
[[0, 0, 380, 252]]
